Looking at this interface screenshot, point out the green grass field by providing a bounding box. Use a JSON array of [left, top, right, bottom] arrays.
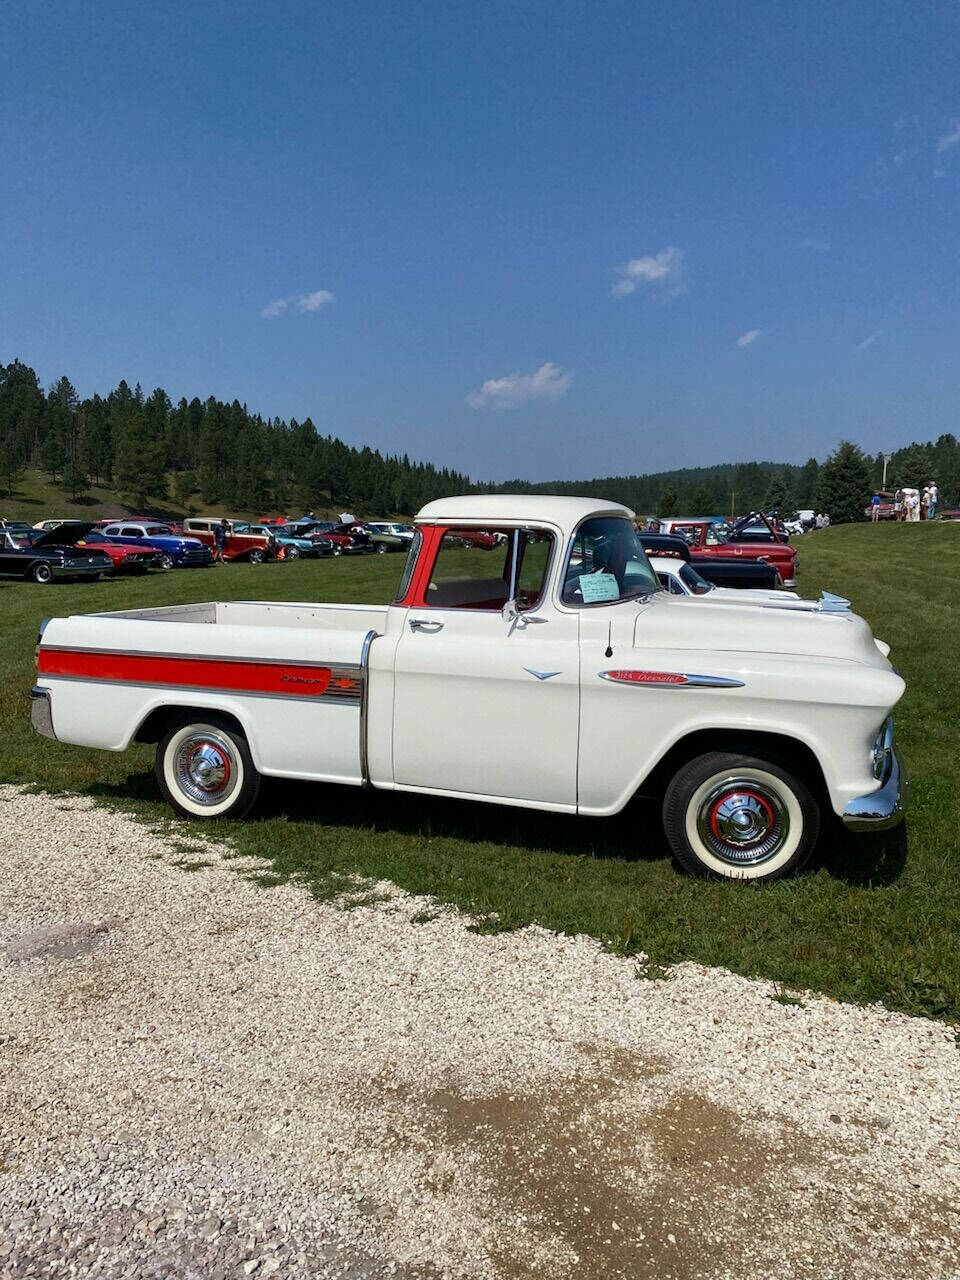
[[2, 523, 959, 1020]]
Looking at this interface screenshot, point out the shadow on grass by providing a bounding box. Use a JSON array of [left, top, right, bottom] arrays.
[[815, 820, 908, 888], [83, 768, 907, 886]]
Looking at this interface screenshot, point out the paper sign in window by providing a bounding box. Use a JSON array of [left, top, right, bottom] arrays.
[[579, 573, 620, 603]]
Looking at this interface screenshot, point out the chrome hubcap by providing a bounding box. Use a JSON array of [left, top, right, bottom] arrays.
[[696, 777, 789, 866], [174, 733, 237, 806]]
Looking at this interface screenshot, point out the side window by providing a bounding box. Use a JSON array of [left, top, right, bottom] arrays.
[[393, 528, 423, 601], [424, 528, 553, 611], [121, 527, 139, 537], [103, 526, 119, 536], [705, 526, 721, 546]]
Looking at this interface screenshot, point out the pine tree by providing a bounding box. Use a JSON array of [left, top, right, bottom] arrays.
[[657, 485, 680, 516], [816, 441, 872, 523]]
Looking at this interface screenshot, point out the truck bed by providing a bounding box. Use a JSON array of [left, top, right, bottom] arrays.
[[36, 600, 388, 784]]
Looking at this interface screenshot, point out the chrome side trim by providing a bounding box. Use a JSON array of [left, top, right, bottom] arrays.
[[30, 686, 56, 739], [843, 745, 908, 831], [358, 629, 379, 786], [598, 671, 745, 689], [37, 673, 362, 704]]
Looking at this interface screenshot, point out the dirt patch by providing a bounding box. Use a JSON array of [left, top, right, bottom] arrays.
[[6, 919, 115, 962], [411, 1050, 960, 1280]]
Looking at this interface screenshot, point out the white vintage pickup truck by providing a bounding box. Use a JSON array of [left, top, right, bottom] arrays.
[[31, 496, 907, 882]]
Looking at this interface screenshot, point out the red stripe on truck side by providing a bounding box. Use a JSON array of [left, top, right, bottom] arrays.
[[36, 648, 354, 699]]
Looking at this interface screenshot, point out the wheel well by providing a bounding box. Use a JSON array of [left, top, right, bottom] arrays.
[[638, 729, 828, 805], [134, 705, 246, 744]]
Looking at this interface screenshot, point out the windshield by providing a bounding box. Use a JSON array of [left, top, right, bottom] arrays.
[[678, 562, 715, 595], [561, 517, 660, 606]]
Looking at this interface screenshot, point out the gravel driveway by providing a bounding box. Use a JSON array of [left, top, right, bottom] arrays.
[[1, 785, 958, 1279]]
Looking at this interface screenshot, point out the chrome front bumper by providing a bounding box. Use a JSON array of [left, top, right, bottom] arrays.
[[30, 686, 56, 740], [842, 726, 908, 831]]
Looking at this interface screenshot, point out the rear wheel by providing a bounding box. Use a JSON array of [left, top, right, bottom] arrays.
[[155, 716, 260, 820], [376, 542, 387, 554], [662, 752, 819, 882], [284, 545, 300, 560], [31, 562, 54, 584]]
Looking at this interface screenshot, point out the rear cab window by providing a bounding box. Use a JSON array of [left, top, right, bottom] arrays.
[[420, 527, 554, 611]]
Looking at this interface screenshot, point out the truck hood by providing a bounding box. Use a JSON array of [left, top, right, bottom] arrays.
[[634, 592, 891, 669]]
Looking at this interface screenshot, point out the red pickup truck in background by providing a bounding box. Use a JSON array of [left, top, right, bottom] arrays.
[[659, 517, 797, 587]]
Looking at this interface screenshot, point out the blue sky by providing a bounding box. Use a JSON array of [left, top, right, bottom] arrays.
[[2, 0, 959, 480]]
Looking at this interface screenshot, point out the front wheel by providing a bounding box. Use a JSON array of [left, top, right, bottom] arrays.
[[662, 752, 819, 882], [159, 553, 175, 570], [248, 548, 265, 564], [155, 716, 261, 820], [376, 542, 387, 554], [31, 562, 54, 584]]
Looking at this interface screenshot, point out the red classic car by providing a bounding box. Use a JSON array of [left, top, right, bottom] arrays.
[[181, 518, 276, 563], [71, 528, 158, 573], [660, 517, 797, 587]]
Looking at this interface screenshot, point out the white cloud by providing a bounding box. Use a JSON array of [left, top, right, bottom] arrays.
[[467, 361, 572, 410], [612, 246, 683, 296], [936, 121, 960, 153], [736, 329, 761, 347], [298, 290, 335, 311], [856, 332, 879, 350], [261, 289, 335, 318], [801, 238, 831, 252]]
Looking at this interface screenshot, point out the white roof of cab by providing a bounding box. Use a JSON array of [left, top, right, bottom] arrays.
[[415, 494, 635, 528]]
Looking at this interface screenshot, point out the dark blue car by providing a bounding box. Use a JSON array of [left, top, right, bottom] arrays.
[[100, 521, 212, 569]]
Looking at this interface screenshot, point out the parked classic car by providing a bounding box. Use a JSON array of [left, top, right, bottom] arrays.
[[367, 522, 415, 544], [100, 521, 213, 569], [648, 554, 799, 601], [181, 518, 276, 563], [350, 523, 407, 554], [660, 517, 797, 587], [68, 527, 157, 574], [638, 534, 786, 591], [1, 525, 113, 583], [283, 520, 363, 553], [31, 495, 906, 884], [232, 523, 324, 560]]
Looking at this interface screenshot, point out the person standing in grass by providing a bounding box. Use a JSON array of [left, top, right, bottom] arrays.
[[215, 518, 228, 563], [929, 481, 939, 521], [871, 493, 882, 523]]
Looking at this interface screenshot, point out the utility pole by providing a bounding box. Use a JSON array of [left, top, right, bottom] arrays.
[[881, 453, 890, 488], [729, 490, 736, 520]]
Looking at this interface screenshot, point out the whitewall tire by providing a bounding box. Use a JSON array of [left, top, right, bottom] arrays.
[[662, 752, 819, 882], [155, 717, 260, 820]]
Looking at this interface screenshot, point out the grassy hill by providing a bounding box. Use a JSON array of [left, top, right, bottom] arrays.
[[0, 468, 354, 525]]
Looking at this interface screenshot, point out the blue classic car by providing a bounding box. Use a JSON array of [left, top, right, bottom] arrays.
[[100, 521, 213, 569]]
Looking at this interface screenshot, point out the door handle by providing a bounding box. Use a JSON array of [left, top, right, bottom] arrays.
[[409, 617, 444, 632]]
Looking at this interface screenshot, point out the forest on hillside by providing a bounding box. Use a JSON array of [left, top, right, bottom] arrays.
[[1, 358, 958, 518]]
